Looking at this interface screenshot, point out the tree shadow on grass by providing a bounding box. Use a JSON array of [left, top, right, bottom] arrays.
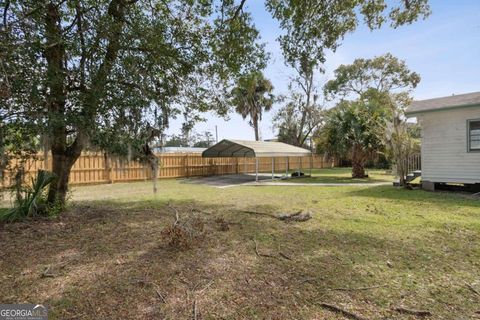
[[286, 168, 394, 184], [347, 185, 480, 209]]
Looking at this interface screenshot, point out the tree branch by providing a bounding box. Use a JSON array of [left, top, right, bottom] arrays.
[[75, 0, 86, 90], [2, 0, 10, 29], [229, 0, 247, 21]]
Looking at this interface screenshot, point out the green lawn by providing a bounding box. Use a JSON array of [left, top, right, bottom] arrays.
[[1, 177, 479, 319], [286, 167, 394, 183]]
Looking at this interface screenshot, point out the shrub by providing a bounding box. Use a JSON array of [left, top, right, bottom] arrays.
[[1, 170, 56, 222]]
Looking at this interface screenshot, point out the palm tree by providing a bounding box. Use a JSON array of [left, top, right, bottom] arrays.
[[231, 72, 274, 141], [317, 100, 386, 178]]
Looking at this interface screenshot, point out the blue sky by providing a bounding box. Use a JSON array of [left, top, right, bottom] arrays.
[[168, 0, 480, 141]]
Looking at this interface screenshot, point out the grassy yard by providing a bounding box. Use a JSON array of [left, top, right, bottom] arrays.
[[1, 173, 479, 319], [287, 167, 394, 184]]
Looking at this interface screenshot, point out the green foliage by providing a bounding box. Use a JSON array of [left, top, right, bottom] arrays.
[[164, 131, 214, 148], [192, 131, 215, 148], [266, 0, 430, 69], [319, 53, 422, 179], [267, 1, 429, 149], [231, 71, 275, 140], [165, 134, 187, 148], [324, 53, 421, 99], [1, 170, 57, 222], [316, 99, 388, 177], [407, 122, 422, 139], [319, 100, 387, 156]]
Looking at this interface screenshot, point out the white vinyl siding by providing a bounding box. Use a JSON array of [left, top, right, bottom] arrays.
[[418, 107, 480, 183]]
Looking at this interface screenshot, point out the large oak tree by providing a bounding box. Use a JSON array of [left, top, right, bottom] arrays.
[[1, 0, 266, 204]]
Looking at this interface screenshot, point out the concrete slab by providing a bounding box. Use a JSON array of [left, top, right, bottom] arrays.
[[180, 174, 392, 188], [180, 173, 278, 188]]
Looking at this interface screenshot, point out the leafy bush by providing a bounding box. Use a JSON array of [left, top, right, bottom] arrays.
[[1, 170, 56, 222]]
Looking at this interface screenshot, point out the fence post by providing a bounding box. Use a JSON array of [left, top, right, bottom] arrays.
[[104, 153, 114, 183], [185, 154, 189, 178], [285, 157, 288, 177], [271, 158, 275, 180], [310, 154, 313, 176]]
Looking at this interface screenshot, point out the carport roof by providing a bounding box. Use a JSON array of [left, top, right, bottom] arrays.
[[202, 139, 311, 158]]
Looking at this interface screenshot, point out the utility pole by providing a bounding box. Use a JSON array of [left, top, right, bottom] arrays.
[[215, 125, 218, 143]]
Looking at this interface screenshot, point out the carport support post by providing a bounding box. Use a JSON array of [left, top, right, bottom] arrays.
[[255, 158, 259, 182]]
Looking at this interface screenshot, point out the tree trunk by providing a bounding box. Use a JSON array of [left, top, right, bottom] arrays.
[[47, 150, 80, 205], [351, 144, 366, 178], [253, 116, 260, 141], [352, 161, 365, 179]]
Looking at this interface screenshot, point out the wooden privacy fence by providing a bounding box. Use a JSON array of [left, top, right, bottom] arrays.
[[2, 152, 335, 187]]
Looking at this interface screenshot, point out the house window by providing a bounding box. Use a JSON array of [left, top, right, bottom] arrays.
[[469, 120, 480, 151]]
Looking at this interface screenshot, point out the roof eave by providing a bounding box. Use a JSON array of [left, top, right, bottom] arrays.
[[405, 102, 480, 117]]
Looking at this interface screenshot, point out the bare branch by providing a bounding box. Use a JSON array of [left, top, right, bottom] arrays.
[[229, 0, 247, 22], [2, 0, 10, 29]]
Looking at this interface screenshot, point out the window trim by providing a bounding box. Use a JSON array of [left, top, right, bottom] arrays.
[[467, 118, 480, 153]]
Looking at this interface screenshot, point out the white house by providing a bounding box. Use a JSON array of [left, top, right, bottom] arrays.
[[405, 91, 480, 191]]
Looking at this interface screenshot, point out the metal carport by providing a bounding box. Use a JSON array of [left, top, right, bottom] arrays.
[[201, 139, 312, 182]]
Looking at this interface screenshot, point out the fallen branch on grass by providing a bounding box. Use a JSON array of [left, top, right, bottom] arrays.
[[319, 303, 368, 320], [87, 297, 98, 317], [156, 289, 167, 303], [40, 265, 55, 278], [299, 277, 318, 284], [330, 284, 388, 291], [393, 306, 432, 317], [193, 279, 215, 294], [242, 210, 277, 219], [252, 239, 279, 259], [279, 252, 293, 260], [168, 203, 180, 225], [242, 210, 312, 222], [193, 299, 198, 320], [162, 205, 205, 249], [277, 211, 311, 222], [466, 283, 480, 296]]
